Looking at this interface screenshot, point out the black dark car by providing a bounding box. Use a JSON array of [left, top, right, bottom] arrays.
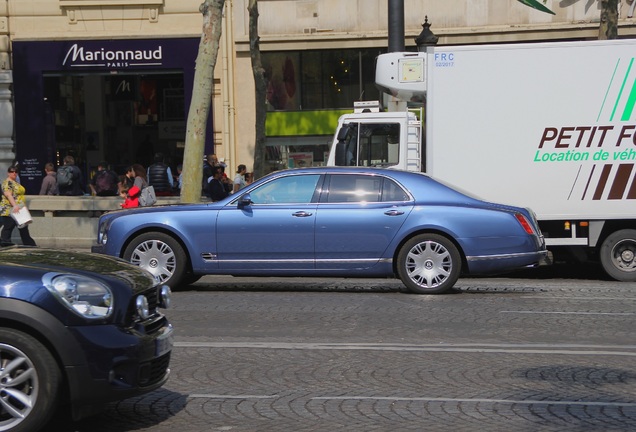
[[0, 246, 173, 432]]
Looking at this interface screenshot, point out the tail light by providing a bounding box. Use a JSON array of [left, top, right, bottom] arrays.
[[514, 213, 537, 235]]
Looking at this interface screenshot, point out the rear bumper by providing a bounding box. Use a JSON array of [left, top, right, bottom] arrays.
[[466, 250, 549, 274]]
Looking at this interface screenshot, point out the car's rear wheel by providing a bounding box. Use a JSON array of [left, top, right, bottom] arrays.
[[123, 232, 187, 288], [397, 234, 461, 294], [0, 329, 61, 432], [600, 229, 636, 281]]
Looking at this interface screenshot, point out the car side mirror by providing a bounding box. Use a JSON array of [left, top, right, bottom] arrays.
[[238, 193, 253, 207]]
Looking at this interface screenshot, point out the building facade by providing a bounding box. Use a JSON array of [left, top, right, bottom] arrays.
[[2, 0, 636, 192]]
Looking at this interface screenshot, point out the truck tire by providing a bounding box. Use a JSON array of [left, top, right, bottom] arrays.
[[124, 232, 187, 288], [0, 329, 61, 432], [397, 234, 461, 294], [600, 229, 636, 282]]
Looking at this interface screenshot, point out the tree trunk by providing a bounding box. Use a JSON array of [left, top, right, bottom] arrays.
[[599, 0, 618, 40], [181, 0, 225, 203], [248, 0, 268, 180]]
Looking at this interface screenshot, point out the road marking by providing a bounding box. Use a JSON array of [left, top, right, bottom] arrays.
[[500, 310, 635, 316], [175, 342, 636, 356], [190, 394, 276, 399], [522, 296, 636, 301], [186, 393, 636, 407], [310, 396, 636, 407]]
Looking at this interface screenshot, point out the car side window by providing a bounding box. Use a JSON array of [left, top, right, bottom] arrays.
[[249, 175, 321, 204], [381, 178, 410, 202], [325, 174, 410, 203], [326, 174, 382, 203]]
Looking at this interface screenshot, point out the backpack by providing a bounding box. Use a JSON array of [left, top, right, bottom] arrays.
[[95, 170, 115, 194], [56, 166, 74, 187], [139, 185, 157, 207]]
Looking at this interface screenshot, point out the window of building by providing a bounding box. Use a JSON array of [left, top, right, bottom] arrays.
[[262, 48, 383, 111]]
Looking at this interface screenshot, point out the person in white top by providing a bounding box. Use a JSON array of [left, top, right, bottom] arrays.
[[233, 164, 248, 194]]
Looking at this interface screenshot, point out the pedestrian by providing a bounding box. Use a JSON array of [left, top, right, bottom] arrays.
[[120, 185, 140, 209], [89, 161, 119, 196], [147, 152, 173, 196], [132, 164, 148, 189], [1, 165, 36, 247], [57, 155, 85, 196], [39, 162, 58, 195], [119, 166, 135, 194], [207, 166, 229, 201], [233, 164, 248, 194], [202, 154, 215, 197], [175, 164, 183, 193]]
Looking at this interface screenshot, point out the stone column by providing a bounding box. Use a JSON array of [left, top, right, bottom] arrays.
[[0, 3, 14, 174]]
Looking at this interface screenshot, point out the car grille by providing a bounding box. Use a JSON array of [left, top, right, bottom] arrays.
[[138, 352, 171, 387]]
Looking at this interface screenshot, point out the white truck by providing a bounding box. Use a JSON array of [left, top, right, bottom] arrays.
[[327, 39, 636, 281]]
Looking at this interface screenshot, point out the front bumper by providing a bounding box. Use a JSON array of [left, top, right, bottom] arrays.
[[91, 243, 105, 254], [65, 319, 173, 419]]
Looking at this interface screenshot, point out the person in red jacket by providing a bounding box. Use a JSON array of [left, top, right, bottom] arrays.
[[121, 185, 140, 208]]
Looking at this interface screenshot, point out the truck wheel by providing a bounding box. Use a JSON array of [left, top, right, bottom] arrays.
[[397, 234, 461, 294], [600, 229, 636, 282], [0, 329, 61, 432], [124, 232, 187, 288]]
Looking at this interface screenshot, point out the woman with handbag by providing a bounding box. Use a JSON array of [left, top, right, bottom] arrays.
[[1, 166, 36, 247]]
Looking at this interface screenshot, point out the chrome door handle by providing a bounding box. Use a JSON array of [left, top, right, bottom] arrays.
[[384, 210, 404, 216], [292, 211, 313, 217]]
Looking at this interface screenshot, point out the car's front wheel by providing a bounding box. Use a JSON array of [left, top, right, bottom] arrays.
[[397, 234, 461, 294], [124, 232, 187, 287], [0, 329, 61, 432]]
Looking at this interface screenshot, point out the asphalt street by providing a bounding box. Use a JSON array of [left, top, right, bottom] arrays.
[[50, 267, 636, 432]]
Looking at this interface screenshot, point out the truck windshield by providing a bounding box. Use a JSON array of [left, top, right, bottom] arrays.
[[338, 122, 400, 167]]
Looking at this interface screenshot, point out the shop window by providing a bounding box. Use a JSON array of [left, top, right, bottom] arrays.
[[262, 48, 383, 111]]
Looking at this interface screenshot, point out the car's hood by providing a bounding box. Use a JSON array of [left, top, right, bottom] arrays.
[[0, 246, 156, 291]]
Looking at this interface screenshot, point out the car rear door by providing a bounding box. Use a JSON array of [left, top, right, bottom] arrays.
[[315, 173, 413, 270]]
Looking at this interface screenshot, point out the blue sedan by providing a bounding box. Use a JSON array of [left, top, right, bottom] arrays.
[[92, 167, 547, 294]]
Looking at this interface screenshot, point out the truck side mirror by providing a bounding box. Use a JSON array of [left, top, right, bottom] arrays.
[[334, 125, 352, 166], [334, 142, 347, 166], [337, 125, 349, 141]]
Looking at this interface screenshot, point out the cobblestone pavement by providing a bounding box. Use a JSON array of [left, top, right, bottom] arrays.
[[51, 274, 636, 431]]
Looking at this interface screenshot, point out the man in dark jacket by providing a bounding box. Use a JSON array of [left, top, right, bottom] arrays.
[[147, 152, 173, 196], [89, 162, 119, 196], [207, 166, 229, 202], [57, 155, 85, 196], [201, 153, 215, 198]]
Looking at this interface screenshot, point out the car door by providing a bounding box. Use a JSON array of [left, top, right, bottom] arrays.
[[215, 173, 321, 271], [315, 173, 414, 270]]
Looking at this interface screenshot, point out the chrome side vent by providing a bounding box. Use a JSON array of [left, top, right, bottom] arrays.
[[201, 253, 217, 262]]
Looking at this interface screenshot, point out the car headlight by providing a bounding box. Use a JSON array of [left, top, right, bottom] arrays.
[[43, 273, 113, 319], [98, 223, 109, 245]]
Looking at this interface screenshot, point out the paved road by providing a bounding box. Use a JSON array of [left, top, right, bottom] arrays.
[[51, 271, 636, 431]]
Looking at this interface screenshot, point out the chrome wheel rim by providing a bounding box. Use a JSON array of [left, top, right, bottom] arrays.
[[130, 240, 177, 283], [0, 344, 37, 431], [405, 240, 452, 289]]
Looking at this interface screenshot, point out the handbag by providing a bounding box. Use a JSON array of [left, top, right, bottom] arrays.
[[139, 185, 157, 207], [10, 205, 33, 229]]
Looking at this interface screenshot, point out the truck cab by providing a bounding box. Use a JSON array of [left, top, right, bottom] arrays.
[[327, 102, 422, 172]]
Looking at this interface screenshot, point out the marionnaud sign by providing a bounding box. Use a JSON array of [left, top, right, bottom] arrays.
[[62, 43, 163, 69]]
